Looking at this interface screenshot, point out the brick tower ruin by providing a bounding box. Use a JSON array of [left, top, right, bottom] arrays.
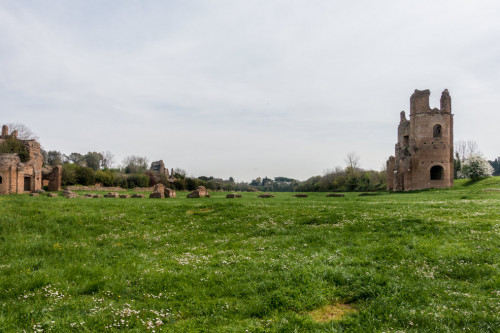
[[387, 89, 454, 191]]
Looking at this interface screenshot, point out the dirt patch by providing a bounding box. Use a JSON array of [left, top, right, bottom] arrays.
[[186, 208, 213, 215], [309, 303, 357, 322]]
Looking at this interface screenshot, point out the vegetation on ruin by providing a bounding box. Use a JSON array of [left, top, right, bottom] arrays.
[[1, 177, 499, 332], [0, 137, 30, 163]]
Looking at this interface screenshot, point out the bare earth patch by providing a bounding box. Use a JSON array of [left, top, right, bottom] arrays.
[[309, 303, 358, 323], [186, 208, 213, 215]]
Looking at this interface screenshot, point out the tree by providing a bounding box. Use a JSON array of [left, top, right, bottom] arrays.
[[95, 170, 116, 187], [455, 140, 480, 162], [76, 166, 96, 185], [69, 153, 85, 166], [488, 158, 500, 176], [123, 155, 148, 174], [454, 152, 462, 179], [5, 123, 39, 141], [46, 151, 64, 166], [173, 168, 187, 178], [459, 154, 494, 181], [62, 164, 77, 186], [101, 150, 115, 169], [185, 177, 199, 191], [345, 151, 360, 176], [84, 152, 103, 171]]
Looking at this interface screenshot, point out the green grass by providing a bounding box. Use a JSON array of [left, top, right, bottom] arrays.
[[1, 178, 499, 332]]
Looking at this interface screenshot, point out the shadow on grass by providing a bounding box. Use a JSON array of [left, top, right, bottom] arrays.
[[462, 179, 483, 187]]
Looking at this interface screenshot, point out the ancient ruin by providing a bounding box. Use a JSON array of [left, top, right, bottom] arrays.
[[62, 189, 78, 198], [164, 188, 176, 198], [187, 186, 209, 198], [150, 160, 170, 177], [149, 183, 165, 198], [0, 125, 44, 194], [43, 165, 62, 191], [387, 89, 454, 191]]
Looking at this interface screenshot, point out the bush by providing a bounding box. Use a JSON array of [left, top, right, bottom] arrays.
[[62, 164, 78, 186], [157, 174, 170, 187], [0, 138, 29, 162], [127, 174, 149, 188], [460, 155, 494, 181], [146, 171, 157, 187], [113, 174, 128, 188], [172, 179, 186, 191], [95, 170, 116, 187], [76, 166, 96, 186], [185, 178, 199, 191]]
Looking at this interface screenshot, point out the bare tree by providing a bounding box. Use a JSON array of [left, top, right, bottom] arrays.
[[122, 155, 149, 174], [5, 123, 39, 141], [455, 140, 480, 161], [345, 152, 360, 175], [100, 150, 115, 169]]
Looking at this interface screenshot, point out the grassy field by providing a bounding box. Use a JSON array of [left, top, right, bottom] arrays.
[[1, 178, 499, 332]]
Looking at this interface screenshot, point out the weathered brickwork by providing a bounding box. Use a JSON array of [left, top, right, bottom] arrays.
[[150, 160, 169, 177], [387, 89, 454, 191], [0, 125, 44, 194]]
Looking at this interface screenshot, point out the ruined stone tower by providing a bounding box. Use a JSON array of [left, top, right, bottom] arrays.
[[387, 89, 454, 191]]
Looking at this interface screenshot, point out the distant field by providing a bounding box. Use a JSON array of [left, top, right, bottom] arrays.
[[1, 178, 499, 332]]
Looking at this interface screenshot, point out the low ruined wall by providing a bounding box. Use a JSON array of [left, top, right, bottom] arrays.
[[65, 186, 127, 192]]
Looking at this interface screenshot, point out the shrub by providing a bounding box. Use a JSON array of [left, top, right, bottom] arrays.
[[76, 166, 96, 186], [95, 170, 116, 187], [127, 174, 149, 188], [146, 171, 157, 187], [185, 178, 199, 191], [113, 174, 128, 188], [157, 174, 170, 187], [172, 178, 186, 191], [0, 138, 29, 162], [62, 164, 77, 185], [459, 154, 494, 181]]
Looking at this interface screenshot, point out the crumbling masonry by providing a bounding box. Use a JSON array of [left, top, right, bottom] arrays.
[[0, 124, 61, 194], [0, 125, 44, 194], [387, 89, 454, 191]]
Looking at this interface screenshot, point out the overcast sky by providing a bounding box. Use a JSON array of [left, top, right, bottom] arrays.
[[1, 1, 499, 181]]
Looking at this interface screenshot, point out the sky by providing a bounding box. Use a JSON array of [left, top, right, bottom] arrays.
[[1, 0, 499, 182]]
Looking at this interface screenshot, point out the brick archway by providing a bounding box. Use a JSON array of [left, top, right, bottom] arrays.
[[430, 165, 444, 180]]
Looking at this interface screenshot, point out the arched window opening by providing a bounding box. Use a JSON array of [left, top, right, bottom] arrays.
[[433, 124, 442, 138], [430, 165, 444, 180], [0, 175, 2, 184]]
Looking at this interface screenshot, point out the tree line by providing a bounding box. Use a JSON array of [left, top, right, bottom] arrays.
[[37, 143, 500, 191], [5, 124, 498, 191]]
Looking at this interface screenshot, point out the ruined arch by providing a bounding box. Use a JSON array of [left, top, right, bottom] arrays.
[[433, 124, 442, 138], [430, 165, 444, 180]]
